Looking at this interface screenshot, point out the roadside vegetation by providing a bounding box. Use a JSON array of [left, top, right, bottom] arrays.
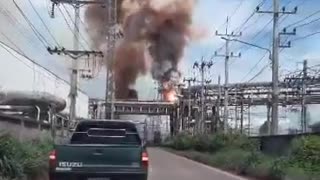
[[0, 133, 53, 180], [163, 133, 320, 180]]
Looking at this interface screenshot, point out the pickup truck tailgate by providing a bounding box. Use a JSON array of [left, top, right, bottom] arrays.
[[56, 145, 142, 168]]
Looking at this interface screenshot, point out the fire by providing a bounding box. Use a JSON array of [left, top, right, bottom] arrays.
[[164, 90, 178, 102]]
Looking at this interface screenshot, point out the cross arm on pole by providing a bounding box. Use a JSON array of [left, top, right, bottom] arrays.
[[256, 6, 298, 14], [47, 47, 104, 59], [51, 0, 107, 5]]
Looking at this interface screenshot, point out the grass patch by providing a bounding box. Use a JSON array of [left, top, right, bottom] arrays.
[[0, 133, 53, 179]]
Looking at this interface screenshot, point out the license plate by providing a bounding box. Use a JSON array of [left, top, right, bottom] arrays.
[[88, 178, 110, 180]]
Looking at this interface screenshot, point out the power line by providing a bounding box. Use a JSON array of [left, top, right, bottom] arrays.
[[0, 39, 67, 83], [286, 9, 320, 28], [0, 30, 26, 55], [0, 39, 86, 93], [57, 5, 86, 50], [0, 3, 36, 46], [248, 64, 269, 82], [61, 4, 91, 49], [12, 0, 51, 49], [0, 31, 26, 56], [292, 31, 320, 41], [229, 0, 246, 20], [240, 18, 273, 53], [234, 0, 267, 33], [295, 16, 320, 28], [26, 0, 60, 47], [241, 51, 269, 81]]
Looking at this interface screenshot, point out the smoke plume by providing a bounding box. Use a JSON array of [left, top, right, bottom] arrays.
[[85, 0, 197, 100]]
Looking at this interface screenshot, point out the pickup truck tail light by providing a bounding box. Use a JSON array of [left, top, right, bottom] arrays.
[[141, 151, 149, 169], [49, 150, 57, 168]]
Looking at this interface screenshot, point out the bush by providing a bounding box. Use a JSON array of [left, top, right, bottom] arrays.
[[284, 166, 317, 180], [246, 155, 274, 179], [210, 148, 253, 174], [193, 135, 210, 152], [287, 135, 320, 178], [171, 133, 195, 150], [206, 133, 259, 152], [0, 134, 54, 179]]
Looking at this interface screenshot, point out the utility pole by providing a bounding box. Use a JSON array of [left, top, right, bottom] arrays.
[[256, 2, 297, 135], [216, 75, 221, 132], [183, 77, 196, 130], [50, 0, 107, 130], [52, 0, 121, 121], [105, 0, 119, 120], [47, 47, 103, 127], [240, 94, 244, 134], [301, 60, 307, 133], [193, 58, 213, 133], [215, 17, 241, 133]]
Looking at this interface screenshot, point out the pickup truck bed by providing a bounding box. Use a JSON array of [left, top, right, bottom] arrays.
[[49, 120, 148, 180]]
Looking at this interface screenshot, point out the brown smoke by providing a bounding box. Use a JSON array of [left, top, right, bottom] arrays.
[[85, 0, 197, 100]]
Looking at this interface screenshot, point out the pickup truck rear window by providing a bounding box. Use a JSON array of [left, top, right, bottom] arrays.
[[70, 133, 141, 145]]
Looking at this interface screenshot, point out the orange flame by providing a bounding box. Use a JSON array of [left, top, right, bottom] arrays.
[[164, 89, 178, 102]]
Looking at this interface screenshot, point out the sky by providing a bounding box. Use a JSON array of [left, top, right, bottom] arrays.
[[1, 0, 320, 132]]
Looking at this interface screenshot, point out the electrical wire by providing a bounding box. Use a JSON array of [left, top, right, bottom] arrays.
[[0, 39, 71, 85], [240, 18, 273, 54], [57, 5, 86, 50], [0, 31, 26, 56], [292, 31, 320, 42], [229, 0, 246, 21], [0, 3, 34, 45], [61, 4, 91, 49], [26, 0, 60, 47], [286, 9, 320, 28], [248, 64, 269, 82], [295, 16, 320, 28], [233, 0, 267, 33], [241, 51, 269, 82], [12, 0, 51, 49]]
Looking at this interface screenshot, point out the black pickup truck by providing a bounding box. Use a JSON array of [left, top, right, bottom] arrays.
[[49, 120, 149, 180]]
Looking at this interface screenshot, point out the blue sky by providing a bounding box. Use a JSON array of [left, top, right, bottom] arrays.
[[1, 0, 320, 131]]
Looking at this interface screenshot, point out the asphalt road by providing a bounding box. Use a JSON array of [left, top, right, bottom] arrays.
[[148, 148, 247, 180]]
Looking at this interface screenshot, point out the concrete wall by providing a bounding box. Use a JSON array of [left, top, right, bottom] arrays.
[[0, 44, 89, 118], [0, 114, 63, 141], [252, 133, 320, 156]]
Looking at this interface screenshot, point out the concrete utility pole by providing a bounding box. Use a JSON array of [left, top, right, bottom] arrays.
[[215, 17, 241, 133], [50, 0, 107, 128], [52, 0, 121, 120], [105, 0, 119, 120], [193, 58, 213, 133], [256, 1, 297, 135], [216, 75, 221, 132], [183, 77, 196, 129], [47, 48, 103, 123], [301, 60, 308, 132], [240, 94, 244, 134]]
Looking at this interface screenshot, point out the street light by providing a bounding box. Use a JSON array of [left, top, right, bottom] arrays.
[[222, 37, 272, 60]]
